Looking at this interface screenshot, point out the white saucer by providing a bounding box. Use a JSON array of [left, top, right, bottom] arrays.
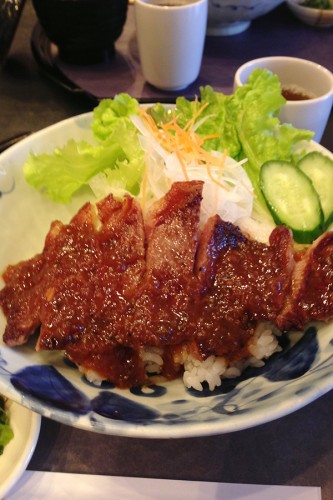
[[0, 401, 41, 499]]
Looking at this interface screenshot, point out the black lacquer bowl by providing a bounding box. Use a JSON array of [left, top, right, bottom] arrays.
[[0, 0, 26, 66], [32, 0, 128, 64]]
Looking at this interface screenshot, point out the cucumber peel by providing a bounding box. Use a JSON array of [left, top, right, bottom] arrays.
[[298, 151, 333, 229], [260, 160, 324, 243]]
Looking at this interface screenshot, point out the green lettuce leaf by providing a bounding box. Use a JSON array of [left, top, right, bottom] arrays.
[[23, 94, 142, 203], [0, 400, 14, 455], [92, 93, 140, 141], [24, 140, 126, 203], [227, 69, 314, 215], [176, 86, 241, 159]]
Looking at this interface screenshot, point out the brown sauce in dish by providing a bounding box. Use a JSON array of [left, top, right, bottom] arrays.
[[281, 84, 315, 101]]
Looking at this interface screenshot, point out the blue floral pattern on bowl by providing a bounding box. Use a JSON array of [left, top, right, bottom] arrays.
[[207, 0, 285, 35], [1, 323, 332, 437]]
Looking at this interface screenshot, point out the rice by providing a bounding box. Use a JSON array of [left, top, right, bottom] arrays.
[[180, 322, 281, 392], [82, 323, 281, 391], [248, 322, 282, 360], [79, 367, 104, 386], [183, 355, 227, 392], [140, 346, 164, 374]]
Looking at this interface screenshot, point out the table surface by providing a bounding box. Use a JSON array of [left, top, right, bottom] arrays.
[[1, 1, 333, 499]]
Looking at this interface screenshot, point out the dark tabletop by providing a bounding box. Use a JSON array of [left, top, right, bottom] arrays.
[[1, 1, 333, 499]]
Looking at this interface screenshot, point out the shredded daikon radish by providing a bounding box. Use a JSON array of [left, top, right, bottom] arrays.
[[236, 216, 276, 244], [131, 110, 253, 224]]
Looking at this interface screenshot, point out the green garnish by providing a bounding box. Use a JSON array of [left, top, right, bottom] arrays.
[[0, 395, 14, 455], [24, 94, 144, 203]]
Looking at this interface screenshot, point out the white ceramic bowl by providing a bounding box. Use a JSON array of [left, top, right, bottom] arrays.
[[1, 112, 333, 439], [234, 56, 333, 142], [287, 0, 333, 28], [207, 0, 284, 35]]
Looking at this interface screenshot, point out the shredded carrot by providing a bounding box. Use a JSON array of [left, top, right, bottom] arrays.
[[138, 104, 230, 195], [183, 101, 209, 131]]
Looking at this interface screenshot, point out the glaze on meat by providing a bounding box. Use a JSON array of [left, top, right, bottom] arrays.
[[127, 181, 203, 347], [192, 216, 294, 359], [276, 231, 333, 331], [1, 181, 333, 388]]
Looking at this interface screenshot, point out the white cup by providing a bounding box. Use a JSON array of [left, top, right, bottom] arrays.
[[134, 0, 208, 91], [234, 56, 333, 143]]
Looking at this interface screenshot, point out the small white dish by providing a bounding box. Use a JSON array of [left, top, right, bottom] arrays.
[[234, 56, 333, 143], [0, 401, 41, 499], [207, 0, 284, 36], [287, 0, 333, 28]]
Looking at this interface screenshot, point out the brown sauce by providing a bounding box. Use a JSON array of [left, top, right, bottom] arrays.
[[281, 84, 315, 101], [1, 183, 333, 389]]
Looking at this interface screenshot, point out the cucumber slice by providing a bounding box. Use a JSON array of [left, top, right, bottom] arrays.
[[260, 160, 324, 244], [298, 151, 333, 229]]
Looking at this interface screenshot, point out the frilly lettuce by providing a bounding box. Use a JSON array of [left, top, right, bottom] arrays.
[[92, 93, 140, 142], [24, 94, 143, 203]]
